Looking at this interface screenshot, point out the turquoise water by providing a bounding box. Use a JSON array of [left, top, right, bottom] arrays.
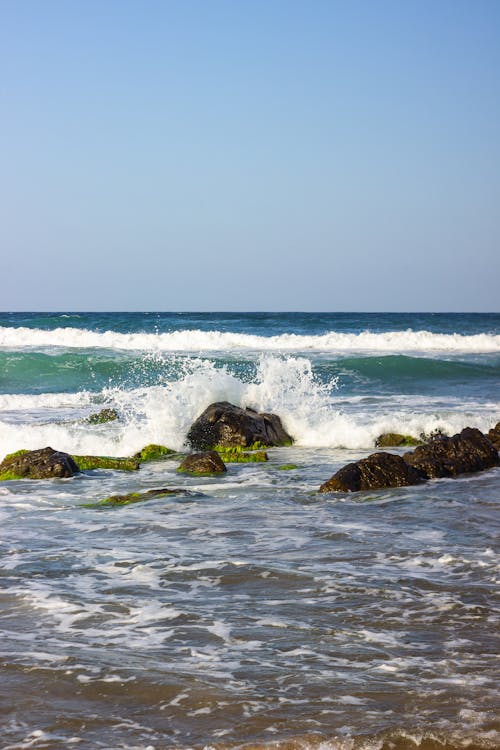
[[0, 312, 499, 749]]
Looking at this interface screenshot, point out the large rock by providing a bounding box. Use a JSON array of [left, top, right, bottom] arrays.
[[177, 451, 227, 475], [404, 427, 499, 479], [187, 401, 293, 450], [319, 452, 422, 493], [0, 447, 79, 480]]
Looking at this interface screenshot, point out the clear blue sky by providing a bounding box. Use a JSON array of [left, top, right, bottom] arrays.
[[1, 0, 499, 311]]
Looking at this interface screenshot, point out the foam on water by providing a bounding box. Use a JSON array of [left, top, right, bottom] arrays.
[[0, 353, 497, 457], [1, 325, 500, 353]]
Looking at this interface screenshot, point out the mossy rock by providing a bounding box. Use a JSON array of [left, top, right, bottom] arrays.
[[177, 451, 227, 476], [133, 444, 176, 462], [375, 433, 422, 448], [0, 470, 26, 480], [86, 408, 119, 424], [86, 487, 200, 508], [277, 463, 298, 470], [0, 447, 79, 480], [214, 446, 268, 463], [2, 449, 31, 462], [72, 455, 140, 471]]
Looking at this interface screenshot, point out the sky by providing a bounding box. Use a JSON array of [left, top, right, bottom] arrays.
[[0, 0, 499, 311]]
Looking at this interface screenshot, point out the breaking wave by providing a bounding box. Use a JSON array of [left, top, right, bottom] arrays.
[[1, 325, 500, 353]]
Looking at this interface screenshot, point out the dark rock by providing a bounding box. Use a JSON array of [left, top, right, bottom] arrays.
[[187, 401, 293, 450], [375, 432, 421, 447], [177, 451, 227, 475], [319, 452, 423, 493], [404, 427, 499, 479], [0, 447, 79, 480], [487, 422, 500, 450], [87, 408, 119, 424]]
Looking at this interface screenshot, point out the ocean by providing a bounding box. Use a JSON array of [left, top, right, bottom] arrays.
[[0, 312, 499, 750]]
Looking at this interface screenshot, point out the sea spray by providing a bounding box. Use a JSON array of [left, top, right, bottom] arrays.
[[0, 354, 497, 457]]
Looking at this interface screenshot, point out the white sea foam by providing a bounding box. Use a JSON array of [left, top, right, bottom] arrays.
[[1, 325, 500, 353], [0, 354, 498, 457]]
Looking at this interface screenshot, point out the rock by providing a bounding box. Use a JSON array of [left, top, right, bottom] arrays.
[[404, 427, 499, 479], [375, 433, 421, 448], [0, 447, 79, 480], [133, 444, 176, 462], [319, 452, 423, 493], [86, 408, 119, 424], [72, 455, 140, 471], [177, 451, 227, 475], [187, 401, 293, 450], [87, 487, 201, 507], [487, 422, 500, 450]]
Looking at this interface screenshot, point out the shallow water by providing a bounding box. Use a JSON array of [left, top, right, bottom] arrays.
[[0, 313, 499, 749]]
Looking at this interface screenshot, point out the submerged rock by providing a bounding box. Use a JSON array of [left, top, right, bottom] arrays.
[[375, 433, 421, 448], [72, 455, 140, 471], [187, 401, 293, 450], [86, 408, 119, 424], [133, 444, 176, 462], [404, 427, 499, 479], [319, 452, 422, 493], [88, 487, 201, 507], [177, 451, 227, 476], [0, 447, 79, 480]]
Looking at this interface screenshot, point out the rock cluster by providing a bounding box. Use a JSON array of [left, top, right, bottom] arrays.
[[404, 427, 498, 479], [320, 427, 499, 493]]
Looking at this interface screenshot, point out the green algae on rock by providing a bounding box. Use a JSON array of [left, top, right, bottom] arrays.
[[86, 487, 200, 508], [0, 447, 79, 480], [214, 446, 268, 463], [86, 408, 119, 424], [72, 455, 140, 471], [375, 433, 422, 448], [133, 444, 176, 462], [277, 463, 298, 470]]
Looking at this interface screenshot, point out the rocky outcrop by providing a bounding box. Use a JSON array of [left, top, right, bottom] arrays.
[[177, 451, 227, 475], [320, 426, 499, 493], [319, 452, 422, 493], [487, 422, 500, 450], [403, 427, 499, 479], [375, 433, 421, 447], [187, 402, 293, 450], [0, 447, 79, 480]]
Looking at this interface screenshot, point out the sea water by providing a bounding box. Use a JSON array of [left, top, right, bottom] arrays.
[[0, 312, 499, 749]]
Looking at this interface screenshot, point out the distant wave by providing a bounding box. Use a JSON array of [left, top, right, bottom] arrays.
[[1, 326, 499, 353]]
